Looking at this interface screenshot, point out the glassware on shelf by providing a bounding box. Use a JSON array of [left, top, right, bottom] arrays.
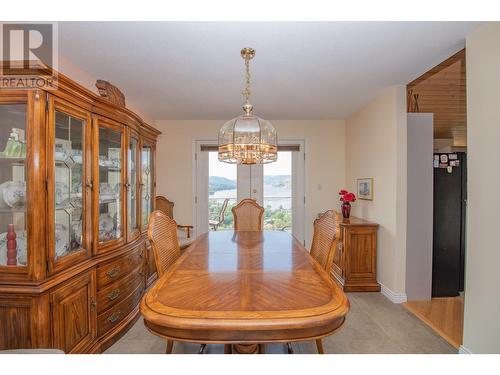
[[53, 111, 85, 260], [141, 145, 153, 226], [0, 103, 27, 267], [127, 137, 138, 235], [98, 125, 122, 243], [0, 128, 25, 158]]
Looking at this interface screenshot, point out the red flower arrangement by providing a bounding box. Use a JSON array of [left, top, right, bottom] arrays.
[[339, 190, 356, 203], [338, 189, 356, 218]]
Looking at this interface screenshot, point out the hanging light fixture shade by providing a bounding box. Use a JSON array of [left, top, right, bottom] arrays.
[[218, 48, 278, 165]]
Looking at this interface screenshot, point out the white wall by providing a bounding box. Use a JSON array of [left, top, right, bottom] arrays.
[[58, 56, 155, 124], [405, 113, 434, 301], [462, 22, 500, 354], [345, 86, 407, 296], [154, 119, 346, 247]]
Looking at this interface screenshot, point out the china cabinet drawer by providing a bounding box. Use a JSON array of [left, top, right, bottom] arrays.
[[96, 264, 144, 313], [96, 246, 144, 289], [97, 280, 144, 336]]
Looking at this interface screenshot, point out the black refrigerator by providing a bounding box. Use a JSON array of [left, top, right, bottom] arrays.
[[432, 152, 467, 297]]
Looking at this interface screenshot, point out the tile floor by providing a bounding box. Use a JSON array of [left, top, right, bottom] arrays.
[[105, 292, 456, 354]]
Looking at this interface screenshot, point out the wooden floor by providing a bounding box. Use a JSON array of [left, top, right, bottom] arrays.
[[403, 296, 464, 349]]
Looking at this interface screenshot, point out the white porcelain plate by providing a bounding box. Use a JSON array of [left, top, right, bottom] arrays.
[[0, 181, 26, 208]]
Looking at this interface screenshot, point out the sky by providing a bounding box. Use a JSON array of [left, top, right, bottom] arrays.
[[209, 151, 291, 179]]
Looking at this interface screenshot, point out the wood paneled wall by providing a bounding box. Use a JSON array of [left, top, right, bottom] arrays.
[[407, 49, 466, 147]]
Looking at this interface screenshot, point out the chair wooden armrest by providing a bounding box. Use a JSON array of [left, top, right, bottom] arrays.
[[177, 224, 194, 238]]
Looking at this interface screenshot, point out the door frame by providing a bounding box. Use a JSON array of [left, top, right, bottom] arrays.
[[192, 139, 306, 244]]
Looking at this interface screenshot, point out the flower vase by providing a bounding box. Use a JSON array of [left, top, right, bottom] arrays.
[[341, 202, 351, 219]]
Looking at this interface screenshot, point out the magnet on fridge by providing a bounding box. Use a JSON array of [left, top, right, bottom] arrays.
[[440, 154, 448, 163], [449, 154, 458, 160], [434, 155, 439, 160], [447, 166, 453, 173], [434, 160, 439, 168]]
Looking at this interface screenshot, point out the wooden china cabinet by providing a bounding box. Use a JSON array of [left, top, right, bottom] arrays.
[[0, 67, 160, 353]]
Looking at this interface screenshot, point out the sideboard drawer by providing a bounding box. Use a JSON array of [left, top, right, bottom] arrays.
[[96, 264, 144, 314], [97, 281, 144, 337], [97, 246, 144, 290]]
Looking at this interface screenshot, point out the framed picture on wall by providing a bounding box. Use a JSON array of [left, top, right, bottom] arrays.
[[357, 178, 373, 200]]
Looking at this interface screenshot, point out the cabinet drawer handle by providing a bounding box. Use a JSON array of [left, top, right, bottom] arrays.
[[106, 267, 120, 279], [90, 300, 97, 311], [106, 288, 121, 301], [108, 311, 122, 323]]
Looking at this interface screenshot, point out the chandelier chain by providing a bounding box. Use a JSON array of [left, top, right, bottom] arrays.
[[242, 57, 251, 103]]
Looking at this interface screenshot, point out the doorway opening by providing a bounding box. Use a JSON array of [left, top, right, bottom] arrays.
[[404, 49, 466, 349]]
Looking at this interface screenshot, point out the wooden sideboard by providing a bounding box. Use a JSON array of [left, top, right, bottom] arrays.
[[330, 216, 380, 292], [0, 66, 161, 353]]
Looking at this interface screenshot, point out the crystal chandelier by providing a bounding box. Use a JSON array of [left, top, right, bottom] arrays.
[[218, 48, 278, 164]]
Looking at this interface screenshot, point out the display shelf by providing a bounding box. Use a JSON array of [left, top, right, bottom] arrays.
[[0, 207, 27, 213], [0, 156, 26, 164]]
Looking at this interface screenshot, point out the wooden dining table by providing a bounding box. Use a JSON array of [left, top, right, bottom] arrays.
[[140, 230, 350, 354]]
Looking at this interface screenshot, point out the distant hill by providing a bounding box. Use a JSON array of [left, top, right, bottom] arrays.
[[209, 176, 236, 195], [209, 175, 291, 195], [264, 175, 291, 188]]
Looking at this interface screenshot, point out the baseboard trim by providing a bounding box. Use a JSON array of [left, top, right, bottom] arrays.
[[458, 345, 473, 354], [380, 283, 407, 304]]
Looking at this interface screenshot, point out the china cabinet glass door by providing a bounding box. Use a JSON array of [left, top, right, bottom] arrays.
[[127, 130, 140, 241], [48, 98, 92, 271], [0, 102, 28, 268], [94, 116, 125, 252], [141, 141, 154, 229]]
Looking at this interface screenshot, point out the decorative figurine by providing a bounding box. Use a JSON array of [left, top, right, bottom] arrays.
[[6, 224, 17, 266]]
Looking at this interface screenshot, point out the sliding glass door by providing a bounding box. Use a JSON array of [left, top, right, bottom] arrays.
[[195, 141, 305, 244]]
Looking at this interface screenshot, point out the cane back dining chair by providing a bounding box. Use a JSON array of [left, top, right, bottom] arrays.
[[155, 196, 194, 238], [303, 209, 341, 354], [232, 199, 265, 231], [155, 196, 194, 250], [285, 210, 341, 354], [310, 210, 341, 274], [147, 210, 210, 354]]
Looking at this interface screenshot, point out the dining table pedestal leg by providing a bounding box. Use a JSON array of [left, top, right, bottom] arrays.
[[231, 343, 264, 354]]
